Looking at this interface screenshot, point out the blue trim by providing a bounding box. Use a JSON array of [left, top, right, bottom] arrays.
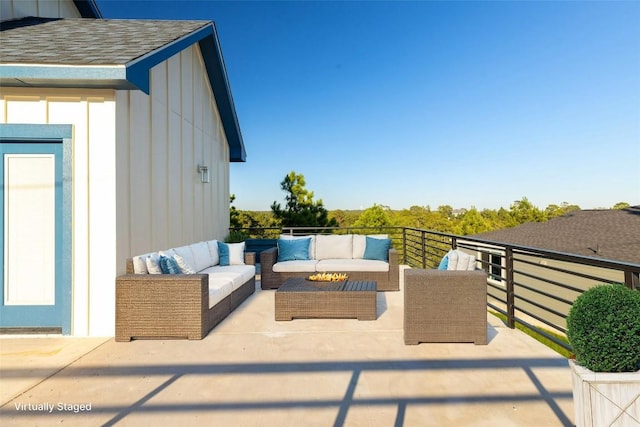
[[74, 0, 103, 19], [199, 26, 247, 162], [0, 124, 72, 334]]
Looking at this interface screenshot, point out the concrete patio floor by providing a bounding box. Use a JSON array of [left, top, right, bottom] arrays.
[[0, 270, 574, 426]]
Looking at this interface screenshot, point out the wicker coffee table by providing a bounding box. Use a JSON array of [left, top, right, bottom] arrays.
[[275, 277, 377, 321]]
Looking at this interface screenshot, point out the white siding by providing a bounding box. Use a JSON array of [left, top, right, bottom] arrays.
[[115, 43, 231, 272], [0, 88, 117, 336], [0, 0, 81, 20]]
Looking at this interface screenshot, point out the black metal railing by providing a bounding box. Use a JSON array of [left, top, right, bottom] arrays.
[[232, 226, 640, 354]]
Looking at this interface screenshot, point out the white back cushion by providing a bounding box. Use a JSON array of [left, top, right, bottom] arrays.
[[190, 241, 212, 272], [173, 245, 196, 270], [315, 234, 353, 260], [206, 240, 220, 266]]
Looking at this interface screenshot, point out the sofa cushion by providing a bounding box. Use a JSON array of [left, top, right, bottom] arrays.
[[446, 250, 477, 271], [172, 245, 196, 271], [206, 240, 220, 266], [353, 234, 388, 259], [218, 241, 245, 266], [363, 236, 391, 261], [279, 234, 316, 259], [159, 255, 181, 274], [207, 277, 233, 308], [316, 258, 389, 272], [145, 253, 163, 274], [201, 265, 255, 291], [315, 234, 353, 260], [132, 252, 153, 274], [190, 241, 213, 272], [272, 260, 318, 273], [173, 254, 196, 274], [277, 237, 311, 262]]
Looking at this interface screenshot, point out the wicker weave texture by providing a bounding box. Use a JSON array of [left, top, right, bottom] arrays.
[[260, 247, 399, 291], [275, 278, 377, 321], [403, 269, 488, 345]]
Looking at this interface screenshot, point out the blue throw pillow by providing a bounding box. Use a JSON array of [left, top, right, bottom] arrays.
[[437, 254, 449, 270], [217, 241, 230, 266], [277, 237, 311, 262], [159, 255, 181, 274], [363, 237, 391, 261]]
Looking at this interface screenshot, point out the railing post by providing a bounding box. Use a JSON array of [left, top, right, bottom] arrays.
[[451, 236, 457, 250], [505, 246, 515, 329], [624, 271, 639, 290], [421, 230, 426, 269], [402, 228, 407, 265]]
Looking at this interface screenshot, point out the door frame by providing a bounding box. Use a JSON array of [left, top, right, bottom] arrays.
[[0, 124, 72, 334]]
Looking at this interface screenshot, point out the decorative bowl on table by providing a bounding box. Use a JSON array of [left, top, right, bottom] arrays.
[[307, 273, 348, 282]]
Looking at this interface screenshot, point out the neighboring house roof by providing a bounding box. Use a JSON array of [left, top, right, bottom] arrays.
[[0, 18, 246, 161], [471, 207, 640, 264]]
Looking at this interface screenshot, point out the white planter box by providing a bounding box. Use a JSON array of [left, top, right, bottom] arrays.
[[570, 360, 640, 427]]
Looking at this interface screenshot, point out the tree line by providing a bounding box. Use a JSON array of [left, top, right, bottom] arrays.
[[230, 171, 631, 238]]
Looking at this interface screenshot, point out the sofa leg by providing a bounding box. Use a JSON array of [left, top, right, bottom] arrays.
[[404, 339, 419, 345], [115, 336, 132, 342]]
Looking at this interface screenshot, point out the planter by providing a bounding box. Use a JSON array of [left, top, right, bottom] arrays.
[[570, 360, 640, 427]]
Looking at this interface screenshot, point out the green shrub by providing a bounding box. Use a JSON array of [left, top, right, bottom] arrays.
[[225, 230, 248, 243], [566, 284, 640, 372]]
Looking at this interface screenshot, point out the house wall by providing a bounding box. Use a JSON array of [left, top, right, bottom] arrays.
[[115, 43, 230, 273], [0, 0, 81, 19], [0, 87, 117, 336]]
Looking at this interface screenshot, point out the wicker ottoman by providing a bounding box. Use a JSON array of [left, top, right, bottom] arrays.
[[275, 277, 377, 321]]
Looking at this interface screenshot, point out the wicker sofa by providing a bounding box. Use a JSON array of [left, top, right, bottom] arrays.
[[260, 234, 399, 291], [116, 241, 255, 341], [403, 269, 488, 345]]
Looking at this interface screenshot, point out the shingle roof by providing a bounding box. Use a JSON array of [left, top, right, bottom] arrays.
[[471, 207, 640, 264], [0, 18, 210, 65], [0, 17, 246, 161]]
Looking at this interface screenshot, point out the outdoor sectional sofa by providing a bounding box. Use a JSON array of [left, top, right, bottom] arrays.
[[116, 241, 255, 341], [260, 234, 399, 291]]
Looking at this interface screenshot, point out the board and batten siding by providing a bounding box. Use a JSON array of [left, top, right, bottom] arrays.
[[0, 88, 117, 336], [115, 43, 231, 272], [0, 0, 81, 20]]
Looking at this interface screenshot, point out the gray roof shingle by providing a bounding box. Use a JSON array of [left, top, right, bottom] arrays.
[[0, 18, 210, 65], [471, 207, 640, 264]]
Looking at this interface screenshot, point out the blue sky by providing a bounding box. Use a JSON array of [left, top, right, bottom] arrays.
[[98, 0, 640, 211]]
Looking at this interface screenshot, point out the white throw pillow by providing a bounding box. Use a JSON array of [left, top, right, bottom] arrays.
[[173, 254, 196, 274], [206, 240, 220, 266], [228, 242, 246, 265], [315, 234, 353, 260], [132, 253, 150, 274], [279, 234, 316, 259], [145, 253, 163, 274]]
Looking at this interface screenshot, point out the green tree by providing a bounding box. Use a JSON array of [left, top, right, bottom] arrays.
[[354, 204, 394, 227], [510, 197, 546, 224], [271, 171, 338, 227], [613, 202, 630, 210]]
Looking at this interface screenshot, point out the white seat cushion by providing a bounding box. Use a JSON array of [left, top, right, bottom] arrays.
[[272, 260, 318, 273], [207, 277, 233, 308], [316, 258, 389, 272], [201, 265, 255, 291], [315, 234, 353, 260]]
